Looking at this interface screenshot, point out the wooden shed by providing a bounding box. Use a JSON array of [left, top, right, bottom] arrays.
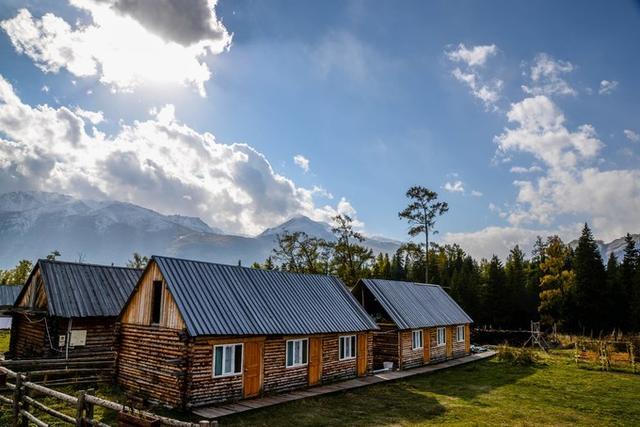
[[352, 279, 472, 370], [8, 260, 142, 360], [117, 255, 378, 408], [0, 285, 22, 330]]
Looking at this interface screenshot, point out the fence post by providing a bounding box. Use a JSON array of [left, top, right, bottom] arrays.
[[12, 374, 22, 427], [86, 388, 95, 423], [20, 374, 30, 427], [76, 390, 86, 427]]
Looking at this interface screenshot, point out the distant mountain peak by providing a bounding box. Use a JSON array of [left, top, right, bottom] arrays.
[[258, 215, 333, 239]]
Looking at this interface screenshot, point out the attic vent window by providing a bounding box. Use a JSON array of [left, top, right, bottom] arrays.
[[151, 280, 163, 324]]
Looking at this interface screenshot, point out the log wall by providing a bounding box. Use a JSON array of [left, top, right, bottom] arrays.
[[9, 313, 47, 358], [371, 323, 399, 369], [399, 330, 424, 370], [262, 336, 309, 395], [320, 334, 373, 383], [116, 323, 188, 407]]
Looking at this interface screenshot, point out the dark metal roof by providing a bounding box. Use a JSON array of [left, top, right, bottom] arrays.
[[356, 279, 472, 329], [29, 260, 142, 318], [153, 255, 379, 336], [0, 285, 22, 308]]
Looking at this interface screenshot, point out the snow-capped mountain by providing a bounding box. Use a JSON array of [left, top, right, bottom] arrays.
[[569, 233, 640, 261], [0, 191, 401, 269]]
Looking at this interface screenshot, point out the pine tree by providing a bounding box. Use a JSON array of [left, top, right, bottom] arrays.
[[606, 253, 624, 330], [572, 223, 607, 334], [484, 255, 507, 328], [620, 234, 639, 330], [505, 245, 528, 329]]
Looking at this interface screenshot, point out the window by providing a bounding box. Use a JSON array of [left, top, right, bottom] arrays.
[[456, 325, 465, 342], [286, 339, 308, 367], [151, 280, 163, 324], [437, 327, 446, 346], [411, 330, 423, 350], [339, 335, 356, 360], [213, 344, 243, 377]]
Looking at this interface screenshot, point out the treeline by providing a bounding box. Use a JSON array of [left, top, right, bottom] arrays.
[[256, 219, 640, 335]]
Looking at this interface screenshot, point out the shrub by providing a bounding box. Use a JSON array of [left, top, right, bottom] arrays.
[[497, 345, 537, 366]]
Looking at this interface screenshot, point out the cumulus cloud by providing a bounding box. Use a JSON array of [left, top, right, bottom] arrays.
[[598, 80, 618, 95], [293, 154, 310, 173], [470, 190, 483, 197], [495, 95, 640, 241], [444, 180, 465, 193], [624, 129, 640, 143], [0, 1, 231, 95], [74, 107, 104, 124], [510, 165, 543, 174], [521, 53, 576, 96], [447, 43, 502, 110], [446, 43, 497, 67], [0, 75, 356, 235]]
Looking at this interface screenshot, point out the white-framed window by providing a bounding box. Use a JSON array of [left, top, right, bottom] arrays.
[[213, 343, 243, 377], [437, 327, 446, 347], [286, 338, 308, 367], [456, 325, 465, 342], [411, 330, 423, 350], [339, 335, 356, 360]]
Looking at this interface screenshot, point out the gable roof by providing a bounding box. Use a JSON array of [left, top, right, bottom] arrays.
[[0, 285, 22, 308], [355, 279, 472, 329], [20, 260, 142, 318], [151, 255, 378, 336]]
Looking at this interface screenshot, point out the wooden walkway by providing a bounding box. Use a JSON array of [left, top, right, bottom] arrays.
[[194, 351, 496, 420]]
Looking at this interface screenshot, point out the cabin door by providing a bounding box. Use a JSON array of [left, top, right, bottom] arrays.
[[308, 337, 322, 386], [446, 327, 453, 358], [423, 328, 430, 364], [357, 333, 367, 376], [243, 341, 263, 398]]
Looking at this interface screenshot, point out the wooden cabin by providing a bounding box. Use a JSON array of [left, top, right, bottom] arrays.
[[0, 285, 22, 330], [117, 255, 378, 409], [8, 260, 141, 360], [352, 279, 472, 370]]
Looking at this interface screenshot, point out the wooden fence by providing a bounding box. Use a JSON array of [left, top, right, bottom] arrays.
[[0, 367, 216, 427], [574, 339, 637, 373]]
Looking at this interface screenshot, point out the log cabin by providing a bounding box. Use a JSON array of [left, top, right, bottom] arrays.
[[117, 255, 378, 409], [8, 260, 142, 359], [352, 279, 472, 370]]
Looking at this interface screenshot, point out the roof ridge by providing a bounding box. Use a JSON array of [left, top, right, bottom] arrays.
[[38, 259, 143, 271]]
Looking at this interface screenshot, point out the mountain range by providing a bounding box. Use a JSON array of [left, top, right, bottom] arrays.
[[0, 191, 401, 269]]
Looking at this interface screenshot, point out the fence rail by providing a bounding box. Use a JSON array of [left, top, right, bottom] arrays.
[[0, 367, 215, 427]]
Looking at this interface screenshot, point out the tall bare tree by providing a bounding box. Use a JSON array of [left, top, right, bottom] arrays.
[[398, 186, 448, 284]]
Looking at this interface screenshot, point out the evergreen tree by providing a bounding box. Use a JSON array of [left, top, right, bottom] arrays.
[[620, 234, 639, 330], [572, 223, 607, 334], [330, 215, 373, 286], [483, 255, 507, 328], [126, 252, 149, 269], [606, 253, 624, 330], [505, 245, 528, 329], [539, 236, 574, 329]]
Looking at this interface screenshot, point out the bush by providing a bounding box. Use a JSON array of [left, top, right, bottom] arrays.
[[497, 345, 538, 366]]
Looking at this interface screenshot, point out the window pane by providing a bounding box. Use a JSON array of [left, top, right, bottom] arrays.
[[351, 336, 356, 357], [302, 340, 308, 364], [287, 341, 293, 366], [234, 345, 243, 373], [223, 345, 233, 374], [339, 338, 344, 359], [214, 347, 223, 376]]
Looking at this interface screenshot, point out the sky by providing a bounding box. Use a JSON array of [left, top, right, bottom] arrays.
[[0, 0, 639, 259]]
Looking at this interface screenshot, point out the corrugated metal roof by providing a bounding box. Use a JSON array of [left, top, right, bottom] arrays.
[[36, 260, 142, 318], [356, 279, 472, 329], [153, 255, 379, 336], [0, 285, 22, 307]]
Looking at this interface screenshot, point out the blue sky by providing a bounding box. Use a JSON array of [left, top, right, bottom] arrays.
[[0, 0, 639, 258]]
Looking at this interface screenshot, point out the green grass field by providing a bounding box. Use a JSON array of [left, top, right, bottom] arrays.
[[1, 342, 638, 426], [0, 330, 9, 353]]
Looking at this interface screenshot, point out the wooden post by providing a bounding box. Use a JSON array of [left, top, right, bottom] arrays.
[[12, 374, 22, 427], [20, 374, 30, 427], [76, 390, 86, 427], [86, 388, 95, 423]]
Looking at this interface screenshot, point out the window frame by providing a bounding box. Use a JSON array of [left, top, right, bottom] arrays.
[[411, 329, 423, 350], [212, 343, 244, 378], [436, 327, 446, 347], [150, 280, 164, 325], [285, 338, 309, 368], [339, 335, 357, 360], [456, 325, 465, 343]]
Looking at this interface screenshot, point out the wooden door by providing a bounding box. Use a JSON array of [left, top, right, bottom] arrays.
[[357, 333, 368, 376], [446, 327, 453, 358], [243, 341, 263, 398], [465, 324, 471, 354], [308, 337, 322, 386], [423, 328, 430, 364]]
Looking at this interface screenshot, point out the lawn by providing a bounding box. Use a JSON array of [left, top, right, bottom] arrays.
[[1, 348, 639, 426], [0, 330, 9, 353]]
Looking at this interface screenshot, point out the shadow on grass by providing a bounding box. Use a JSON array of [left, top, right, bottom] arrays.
[[221, 358, 541, 426]]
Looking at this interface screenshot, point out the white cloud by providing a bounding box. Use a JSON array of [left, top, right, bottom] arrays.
[[599, 80, 618, 95], [510, 165, 543, 174], [444, 180, 464, 193], [470, 190, 483, 197], [0, 1, 231, 96], [624, 129, 640, 142], [496, 95, 640, 241], [447, 43, 502, 110], [41, 85, 49, 92], [446, 43, 497, 67], [0, 75, 357, 235], [293, 154, 310, 173], [74, 107, 104, 124], [521, 53, 576, 96]]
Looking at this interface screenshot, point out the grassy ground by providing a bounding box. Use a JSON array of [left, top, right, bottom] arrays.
[[0, 330, 9, 353], [1, 347, 639, 426]]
